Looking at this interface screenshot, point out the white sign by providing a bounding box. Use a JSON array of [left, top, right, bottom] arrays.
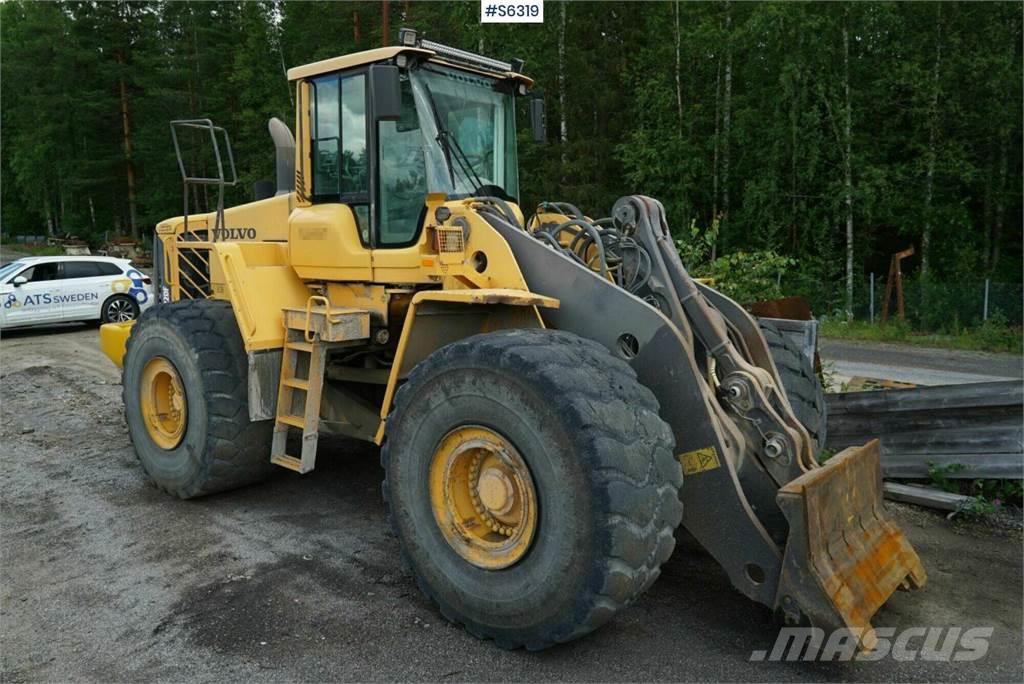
[[481, 0, 544, 24]]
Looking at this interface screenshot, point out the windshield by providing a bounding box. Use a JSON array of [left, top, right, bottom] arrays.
[[409, 64, 519, 200], [0, 260, 26, 282]]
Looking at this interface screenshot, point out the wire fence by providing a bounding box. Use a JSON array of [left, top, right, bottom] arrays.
[[850, 275, 1023, 329]]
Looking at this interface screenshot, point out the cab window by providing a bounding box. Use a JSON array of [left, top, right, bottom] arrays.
[[312, 73, 368, 201], [378, 77, 428, 246], [95, 262, 123, 276], [19, 262, 58, 283], [63, 262, 102, 279]]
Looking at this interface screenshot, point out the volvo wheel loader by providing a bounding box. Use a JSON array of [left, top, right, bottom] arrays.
[[100, 31, 925, 651]]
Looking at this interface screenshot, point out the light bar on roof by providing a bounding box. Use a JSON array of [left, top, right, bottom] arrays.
[[419, 38, 513, 74]]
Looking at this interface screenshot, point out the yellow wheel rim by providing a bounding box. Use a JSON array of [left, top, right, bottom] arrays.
[[429, 426, 538, 570], [140, 356, 187, 450]]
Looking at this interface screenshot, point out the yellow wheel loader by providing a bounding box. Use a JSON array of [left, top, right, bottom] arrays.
[[101, 31, 925, 651]]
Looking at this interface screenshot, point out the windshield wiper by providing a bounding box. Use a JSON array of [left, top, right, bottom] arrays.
[[421, 83, 487, 195]]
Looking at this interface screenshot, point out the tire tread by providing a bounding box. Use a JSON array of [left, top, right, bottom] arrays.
[[381, 328, 683, 649]]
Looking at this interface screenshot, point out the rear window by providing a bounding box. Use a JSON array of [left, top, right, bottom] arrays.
[[62, 262, 103, 279], [95, 262, 123, 276]]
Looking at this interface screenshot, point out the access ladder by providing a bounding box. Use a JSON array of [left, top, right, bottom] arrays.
[[270, 298, 370, 473]]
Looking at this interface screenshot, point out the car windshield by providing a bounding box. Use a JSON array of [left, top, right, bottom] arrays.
[[0, 260, 26, 281], [409, 64, 519, 200]]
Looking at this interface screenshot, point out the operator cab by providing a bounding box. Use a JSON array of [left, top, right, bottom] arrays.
[[287, 31, 537, 251]]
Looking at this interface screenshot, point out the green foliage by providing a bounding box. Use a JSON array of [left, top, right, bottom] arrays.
[[698, 251, 796, 304], [926, 462, 966, 494], [820, 318, 1023, 354], [675, 217, 719, 268], [0, 241, 63, 257], [0, 0, 1020, 299], [675, 216, 794, 303], [956, 495, 999, 521]]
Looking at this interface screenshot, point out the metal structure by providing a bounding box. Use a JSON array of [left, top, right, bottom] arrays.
[[881, 246, 915, 323], [827, 380, 1023, 480]]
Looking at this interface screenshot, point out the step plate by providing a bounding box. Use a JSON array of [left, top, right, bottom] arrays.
[[282, 306, 370, 342]]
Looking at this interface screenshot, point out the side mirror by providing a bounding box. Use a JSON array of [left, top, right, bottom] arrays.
[[12, 275, 27, 287], [369, 64, 402, 122], [530, 97, 547, 143]]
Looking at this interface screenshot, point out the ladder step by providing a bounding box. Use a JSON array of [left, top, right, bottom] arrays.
[[276, 414, 306, 429], [285, 341, 314, 352], [271, 454, 311, 473], [282, 377, 309, 391]]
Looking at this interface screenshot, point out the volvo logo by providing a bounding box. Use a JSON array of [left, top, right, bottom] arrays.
[[212, 227, 257, 241]]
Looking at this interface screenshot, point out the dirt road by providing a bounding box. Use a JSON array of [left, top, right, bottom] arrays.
[[2, 326, 1022, 682], [821, 338, 1023, 386]]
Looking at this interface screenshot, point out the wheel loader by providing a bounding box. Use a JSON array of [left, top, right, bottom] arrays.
[[99, 31, 925, 651]]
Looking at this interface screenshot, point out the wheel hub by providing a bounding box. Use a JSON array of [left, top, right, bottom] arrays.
[[140, 356, 187, 449], [428, 426, 538, 569], [477, 467, 515, 515]]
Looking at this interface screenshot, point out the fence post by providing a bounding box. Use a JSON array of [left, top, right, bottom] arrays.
[[983, 279, 990, 321], [869, 272, 875, 323]]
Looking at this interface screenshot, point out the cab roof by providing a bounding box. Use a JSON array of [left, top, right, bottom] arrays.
[[286, 45, 533, 86]]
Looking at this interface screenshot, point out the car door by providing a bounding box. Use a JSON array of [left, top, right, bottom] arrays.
[[1, 261, 62, 326], [59, 261, 106, 321]]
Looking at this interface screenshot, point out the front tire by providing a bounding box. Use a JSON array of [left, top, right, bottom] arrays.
[[122, 300, 272, 499], [382, 328, 683, 649]]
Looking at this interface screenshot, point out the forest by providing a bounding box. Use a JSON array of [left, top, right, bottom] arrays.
[[1, 1, 1021, 328]]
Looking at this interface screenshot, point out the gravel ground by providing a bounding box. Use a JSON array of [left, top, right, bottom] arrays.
[[2, 325, 1022, 682]]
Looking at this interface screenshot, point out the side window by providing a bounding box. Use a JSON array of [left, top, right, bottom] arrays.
[[340, 75, 367, 195], [378, 78, 428, 246], [95, 262, 123, 276], [313, 78, 339, 197], [63, 262, 101, 279], [312, 73, 368, 201], [23, 262, 59, 282]]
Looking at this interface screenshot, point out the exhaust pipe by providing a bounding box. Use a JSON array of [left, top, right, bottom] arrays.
[[268, 117, 295, 197]]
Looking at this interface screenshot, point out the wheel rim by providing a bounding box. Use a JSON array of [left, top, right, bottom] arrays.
[[429, 426, 538, 570], [140, 357, 187, 449], [109, 298, 135, 322]]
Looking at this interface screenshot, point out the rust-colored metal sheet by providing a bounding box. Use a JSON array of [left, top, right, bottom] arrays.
[[747, 295, 813, 321], [776, 440, 927, 650]]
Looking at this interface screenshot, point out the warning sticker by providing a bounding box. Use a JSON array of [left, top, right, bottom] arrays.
[[678, 446, 721, 475]]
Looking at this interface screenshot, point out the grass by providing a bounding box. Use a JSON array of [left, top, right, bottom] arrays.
[[0, 242, 63, 258], [820, 318, 1023, 354]]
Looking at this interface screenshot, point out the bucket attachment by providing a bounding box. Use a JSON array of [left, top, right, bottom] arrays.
[[775, 440, 927, 650]]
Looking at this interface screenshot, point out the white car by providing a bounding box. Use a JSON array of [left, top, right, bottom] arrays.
[[0, 256, 154, 330]]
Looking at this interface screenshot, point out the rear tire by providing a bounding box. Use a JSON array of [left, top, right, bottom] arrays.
[[382, 328, 683, 649], [759, 320, 828, 450], [122, 300, 272, 499], [102, 294, 140, 323]]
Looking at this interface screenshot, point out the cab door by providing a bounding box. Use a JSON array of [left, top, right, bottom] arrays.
[[370, 73, 431, 283], [1, 261, 62, 326], [288, 72, 373, 282]]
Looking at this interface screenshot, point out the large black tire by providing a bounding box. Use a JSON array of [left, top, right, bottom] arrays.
[[382, 328, 683, 650], [122, 300, 272, 499], [758, 320, 828, 450]]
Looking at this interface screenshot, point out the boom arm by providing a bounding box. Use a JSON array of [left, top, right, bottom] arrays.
[[479, 195, 925, 649]]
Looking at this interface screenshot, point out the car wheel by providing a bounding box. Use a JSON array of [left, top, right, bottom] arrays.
[[102, 294, 140, 323]]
